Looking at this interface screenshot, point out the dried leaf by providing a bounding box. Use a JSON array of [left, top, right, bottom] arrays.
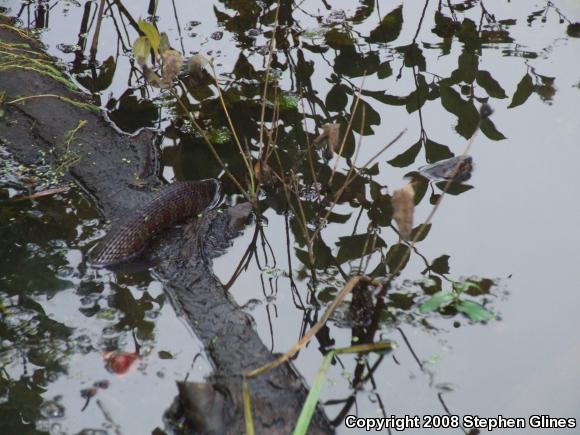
[[143, 65, 164, 88], [392, 183, 415, 240], [161, 49, 183, 84], [313, 123, 340, 159], [254, 160, 275, 185]]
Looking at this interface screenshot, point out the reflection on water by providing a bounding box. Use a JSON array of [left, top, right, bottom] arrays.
[[1, 0, 580, 433]]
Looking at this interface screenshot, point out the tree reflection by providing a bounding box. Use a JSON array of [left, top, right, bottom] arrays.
[[5, 0, 577, 431]]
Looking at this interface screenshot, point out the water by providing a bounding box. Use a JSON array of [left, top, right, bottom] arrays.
[[1, 0, 579, 433]]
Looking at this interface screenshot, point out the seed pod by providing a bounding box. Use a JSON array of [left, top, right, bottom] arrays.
[[392, 183, 415, 240]]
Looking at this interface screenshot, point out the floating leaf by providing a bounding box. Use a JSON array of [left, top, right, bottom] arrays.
[[455, 300, 494, 322], [158, 351, 173, 360], [419, 291, 455, 313], [508, 73, 533, 108], [392, 183, 414, 240], [567, 23, 580, 38], [138, 19, 160, 56]]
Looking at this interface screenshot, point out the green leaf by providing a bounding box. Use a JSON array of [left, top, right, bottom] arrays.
[[476, 70, 507, 99], [439, 86, 479, 138], [326, 84, 348, 112], [368, 6, 403, 43], [159, 32, 170, 54], [424, 139, 453, 163], [419, 291, 455, 313], [480, 118, 506, 140], [405, 73, 429, 113], [410, 223, 431, 242], [435, 181, 473, 195], [377, 61, 392, 79], [385, 243, 410, 273], [158, 351, 173, 359], [133, 36, 151, 66], [508, 73, 533, 108], [430, 255, 450, 274], [388, 139, 421, 168], [350, 98, 380, 135], [325, 29, 354, 49], [455, 300, 494, 322], [336, 233, 386, 264], [138, 19, 160, 56]]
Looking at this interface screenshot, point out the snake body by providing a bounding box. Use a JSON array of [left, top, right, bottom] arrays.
[[90, 179, 222, 266]]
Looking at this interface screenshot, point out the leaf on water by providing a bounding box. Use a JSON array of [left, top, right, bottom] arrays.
[[419, 291, 455, 313], [313, 123, 340, 159], [455, 300, 494, 322], [161, 49, 183, 84], [476, 70, 507, 99], [508, 73, 533, 108], [567, 23, 580, 38], [388, 139, 421, 168], [158, 351, 173, 360], [392, 183, 414, 240], [138, 19, 160, 56], [133, 36, 150, 66]]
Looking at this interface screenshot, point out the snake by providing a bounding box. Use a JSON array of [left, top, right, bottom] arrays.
[[90, 179, 222, 267]]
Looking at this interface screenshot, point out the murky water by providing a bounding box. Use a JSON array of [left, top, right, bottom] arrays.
[[1, 0, 580, 434]]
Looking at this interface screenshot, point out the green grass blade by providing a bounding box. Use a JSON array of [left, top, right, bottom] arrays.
[[293, 352, 335, 435], [242, 376, 255, 435], [293, 341, 393, 435]]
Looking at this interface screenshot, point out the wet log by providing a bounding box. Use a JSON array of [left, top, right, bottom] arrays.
[[0, 15, 332, 434]]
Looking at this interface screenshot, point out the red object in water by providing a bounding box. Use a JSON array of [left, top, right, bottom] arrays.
[[103, 352, 139, 375]]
